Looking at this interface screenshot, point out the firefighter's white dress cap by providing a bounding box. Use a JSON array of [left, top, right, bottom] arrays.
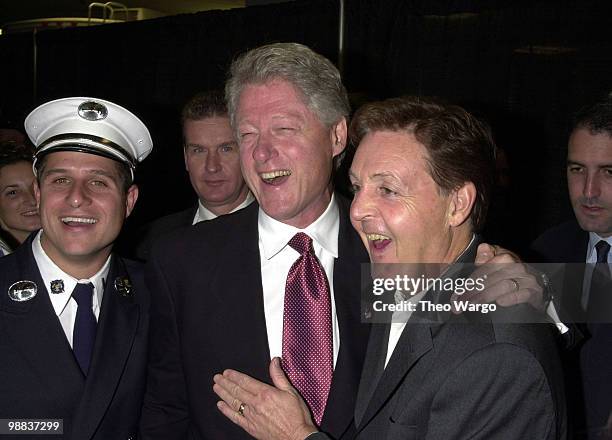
[[25, 97, 153, 179]]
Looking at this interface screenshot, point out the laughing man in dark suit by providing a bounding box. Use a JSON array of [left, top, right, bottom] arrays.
[[140, 43, 369, 440]]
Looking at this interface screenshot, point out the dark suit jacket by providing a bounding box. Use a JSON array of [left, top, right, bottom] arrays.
[[140, 197, 370, 439], [531, 220, 590, 322], [532, 220, 611, 438], [133, 205, 198, 261], [531, 220, 588, 264], [314, 238, 567, 440], [0, 236, 150, 440]]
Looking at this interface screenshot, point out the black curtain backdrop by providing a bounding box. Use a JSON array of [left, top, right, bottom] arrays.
[[0, 32, 34, 128], [1, 0, 611, 255], [344, 0, 612, 251]]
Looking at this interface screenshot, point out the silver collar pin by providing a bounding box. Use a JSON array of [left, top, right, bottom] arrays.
[[50, 279, 65, 294], [8, 281, 38, 302], [114, 276, 133, 297]]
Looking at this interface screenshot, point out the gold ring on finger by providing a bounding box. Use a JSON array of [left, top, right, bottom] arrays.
[[509, 278, 520, 292]]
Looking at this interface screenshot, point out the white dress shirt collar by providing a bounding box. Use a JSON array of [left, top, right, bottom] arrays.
[[193, 191, 255, 224], [32, 230, 110, 317], [587, 232, 612, 263], [258, 194, 339, 260], [0, 237, 11, 256]]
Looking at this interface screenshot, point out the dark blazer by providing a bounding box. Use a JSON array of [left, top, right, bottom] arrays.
[[0, 236, 150, 440], [314, 238, 567, 440], [531, 220, 588, 264], [531, 220, 590, 322], [133, 205, 198, 261], [532, 220, 611, 439], [140, 197, 370, 439]]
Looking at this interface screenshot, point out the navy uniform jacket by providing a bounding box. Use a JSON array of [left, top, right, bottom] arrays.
[[0, 235, 149, 440], [140, 197, 371, 439]]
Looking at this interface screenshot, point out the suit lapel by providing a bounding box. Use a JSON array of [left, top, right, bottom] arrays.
[[354, 323, 389, 426], [237, 209, 271, 379], [320, 197, 370, 437], [185, 204, 199, 226], [357, 323, 434, 430], [558, 227, 588, 321], [210, 203, 271, 381], [568, 223, 589, 263], [0, 238, 85, 411], [354, 236, 479, 431], [71, 255, 140, 440]]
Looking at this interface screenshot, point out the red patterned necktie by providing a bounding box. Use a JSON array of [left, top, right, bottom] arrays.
[[282, 232, 333, 426]]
